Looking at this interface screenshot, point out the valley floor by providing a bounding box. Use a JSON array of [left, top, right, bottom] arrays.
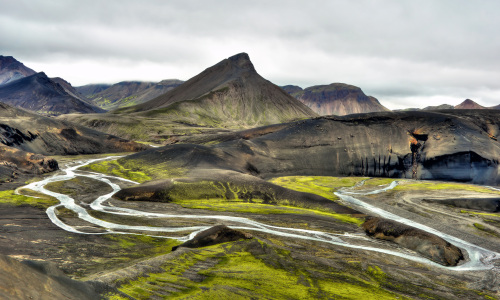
[[1, 154, 499, 299]]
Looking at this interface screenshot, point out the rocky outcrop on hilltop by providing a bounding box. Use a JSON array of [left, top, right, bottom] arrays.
[[0, 72, 104, 116], [283, 83, 389, 116], [0, 55, 36, 85], [362, 217, 464, 266]]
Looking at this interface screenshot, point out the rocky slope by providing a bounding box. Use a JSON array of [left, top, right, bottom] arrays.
[[0, 102, 147, 156], [0, 55, 36, 85], [0, 254, 103, 300], [283, 83, 389, 116], [59, 53, 318, 141], [78, 79, 184, 110], [0, 72, 104, 116]]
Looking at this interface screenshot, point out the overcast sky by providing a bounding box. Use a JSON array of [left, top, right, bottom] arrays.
[[1, 0, 499, 109]]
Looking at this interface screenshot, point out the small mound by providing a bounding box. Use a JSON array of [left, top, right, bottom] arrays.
[[362, 217, 464, 266], [172, 225, 253, 251]]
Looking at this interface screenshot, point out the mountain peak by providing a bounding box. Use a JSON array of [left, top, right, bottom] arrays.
[[228, 52, 252, 67], [0, 56, 37, 85], [455, 99, 485, 109]]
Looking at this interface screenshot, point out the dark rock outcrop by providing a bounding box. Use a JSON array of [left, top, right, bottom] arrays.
[[172, 225, 253, 251], [362, 217, 464, 266]]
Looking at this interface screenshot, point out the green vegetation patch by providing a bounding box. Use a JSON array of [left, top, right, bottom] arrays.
[[269, 176, 367, 200], [1, 189, 58, 208], [80, 160, 152, 183], [393, 181, 500, 194], [174, 198, 363, 225]]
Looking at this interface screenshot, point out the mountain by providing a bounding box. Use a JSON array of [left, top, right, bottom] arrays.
[[59, 53, 318, 141], [0, 55, 36, 85], [120, 53, 317, 122], [50, 76, 93, 104], [0, 72, 104, 116], [75, 83, 112, 97], [0, 56, 36, 85], [423, 104, 454, 110], [455, 99, 485, 109], [283, 83, 389, 116], [78, 79, 184, 110]]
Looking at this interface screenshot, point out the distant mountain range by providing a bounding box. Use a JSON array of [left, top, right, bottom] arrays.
[[282, 83, 389, 116], [76, 79, 184, 110]]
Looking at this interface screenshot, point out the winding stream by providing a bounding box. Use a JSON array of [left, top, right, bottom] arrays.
[[19, 156, 500, 271]]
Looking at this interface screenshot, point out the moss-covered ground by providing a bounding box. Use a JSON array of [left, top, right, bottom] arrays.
[[173, 198, 363, 225], [80, 158, 186, 181], [269, 176, 367, 200], [0, 189, 58, 208], [106, 240, 409, 300]]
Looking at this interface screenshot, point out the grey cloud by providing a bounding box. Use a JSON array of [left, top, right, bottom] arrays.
[[1, 0, 500, 109]]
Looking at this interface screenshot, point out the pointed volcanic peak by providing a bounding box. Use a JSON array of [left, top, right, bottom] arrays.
[[80, 79, 184, 110], [287, 83, 390, 116], [0, 72, 104, 116], [0, 55, 36, 85], [454, 99, 485, 110], [120, 53, 317, 126]]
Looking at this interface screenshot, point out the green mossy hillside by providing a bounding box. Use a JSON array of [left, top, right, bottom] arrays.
[[107, 240, 407, 300]]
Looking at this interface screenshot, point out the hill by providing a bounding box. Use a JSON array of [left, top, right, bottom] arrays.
[[455, 99, 485, 109], [79, 79, 184, 110], [0, 55, 36, 85], [120, 109, 500, 185], [283, 83, 389, 116], [0, 72, 104, 116]]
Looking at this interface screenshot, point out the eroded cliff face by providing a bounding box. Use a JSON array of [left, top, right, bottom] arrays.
[[123, 110, 500, 185]]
